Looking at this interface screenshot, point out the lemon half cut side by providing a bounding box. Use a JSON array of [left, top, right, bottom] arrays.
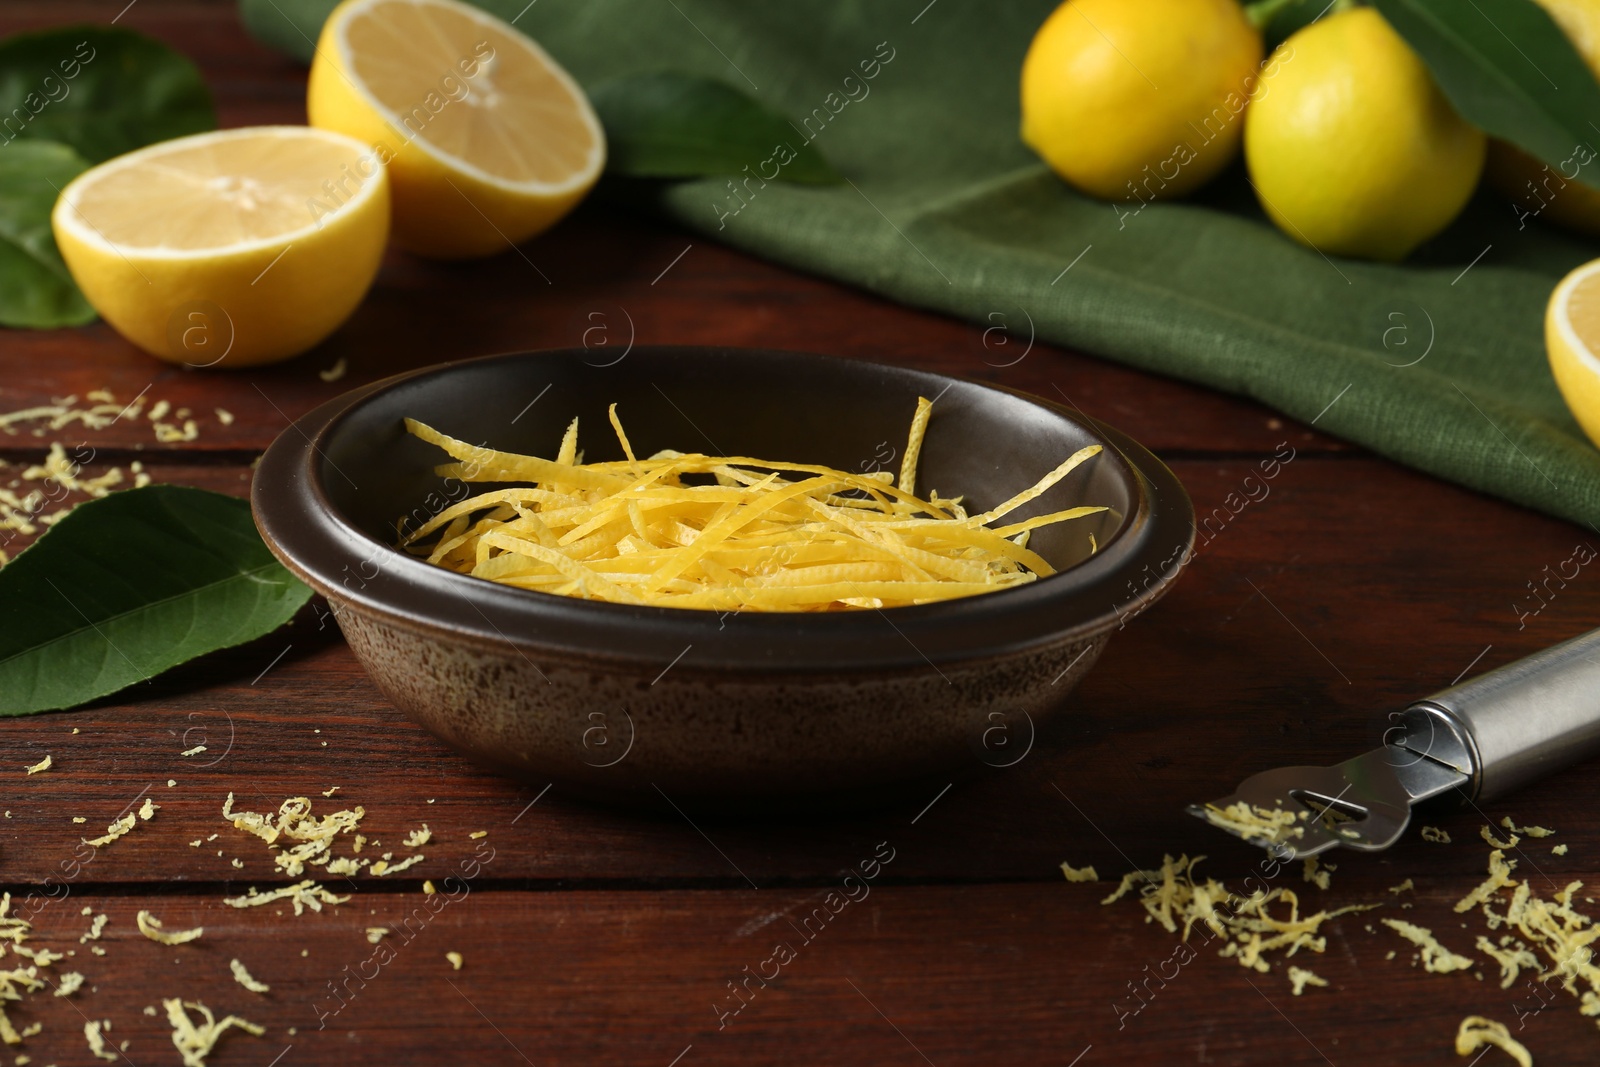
[[51, 125, 390, 368], [1546, 257, 1600, 448], [309, 0, 606, 259]]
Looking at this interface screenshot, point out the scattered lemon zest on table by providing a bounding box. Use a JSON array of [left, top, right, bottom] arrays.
[[1287, 966, 1328, 995], [319, 358, 348, 383], [1097, 854, 1376, 977], [82, 812, 137, 848], [1475, 935, 1542, 990], [222, 793, 366, 877], [403, 825, 431, 848], [1389, 879, 1414, 895], [1501, 816, 1554, 839], [223, 881, 349, 916], [365, 928, 387, 944], [1382, 918, 1475, 973], [1454, 1015, 1532, 1066], [1059, 862, 1098, 883], [1455, 850, 1519, 915], [25, 444, 125, 502], [0, 894, 32, 948], [1302, 857, 1332, 890], [23, 756, 50, 776], [11, 945, 62, 966], [446, 951, 463, 971], [54, 971, 84, 997], [229, 959, 269, 994], [163, 999, 264, 1067], [84, 1020, 116, 1061], [1482, 825, 1521, 850], [399, 401, 1106, 611], [0, 969, 43, 1002], [1421, 826, 1451, 844], [370, 854, 425, 878], [136, 910, 202, 946]]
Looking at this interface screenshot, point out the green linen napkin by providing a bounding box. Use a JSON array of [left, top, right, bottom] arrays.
[[248, 0, 1600, 529]]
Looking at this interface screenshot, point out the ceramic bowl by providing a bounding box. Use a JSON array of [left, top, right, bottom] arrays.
[[251, 347, 1194, 811]]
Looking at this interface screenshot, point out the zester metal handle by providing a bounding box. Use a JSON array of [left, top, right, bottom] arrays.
[[1398, 627, 1600, 801]]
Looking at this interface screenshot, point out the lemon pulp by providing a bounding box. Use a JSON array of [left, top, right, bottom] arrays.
[[52, 126, 389, 367], [309, 0, 604, 258]]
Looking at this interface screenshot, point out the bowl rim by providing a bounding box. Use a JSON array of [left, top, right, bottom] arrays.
[[252, 346, 1196, 673]]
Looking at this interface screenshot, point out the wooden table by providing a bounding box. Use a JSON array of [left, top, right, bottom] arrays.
[[4, 3, 1598, 1064]]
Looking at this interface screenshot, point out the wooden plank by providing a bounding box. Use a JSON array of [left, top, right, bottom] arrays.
[[0, 205, 1345, 459], [4, 455, 1596, 886], [0, 881, 1590, 1066]]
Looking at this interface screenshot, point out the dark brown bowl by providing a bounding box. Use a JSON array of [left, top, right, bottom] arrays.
[[251, 347, 1194, 811]]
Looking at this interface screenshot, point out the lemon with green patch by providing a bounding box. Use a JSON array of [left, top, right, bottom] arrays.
[[1243, 7, 1485, 261]]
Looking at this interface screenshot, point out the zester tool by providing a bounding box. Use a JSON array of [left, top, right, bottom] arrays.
[[1188, 627, 1600, 859]]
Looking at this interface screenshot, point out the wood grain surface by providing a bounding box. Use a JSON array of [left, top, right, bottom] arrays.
[[0, 3, 1595, 1065]]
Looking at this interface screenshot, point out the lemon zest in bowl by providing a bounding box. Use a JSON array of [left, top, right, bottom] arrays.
[[399, 400, 1106, 612]]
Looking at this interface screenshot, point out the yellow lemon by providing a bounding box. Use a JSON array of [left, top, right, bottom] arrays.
[[51, 126, 388, 369], [1488, 145, 1600, 238], [1020, 0, 1263, 201], [1485, 0, 1600, 237], [1243, 8, 1485, 262], [308, 0, 605, 260], [1546, 257, 1600, 447]]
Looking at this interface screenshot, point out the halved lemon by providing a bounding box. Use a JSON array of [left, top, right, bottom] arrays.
[[52, 125, 389, 368], [1546, 257, 1600, 447], [308, 0, 605, 259]]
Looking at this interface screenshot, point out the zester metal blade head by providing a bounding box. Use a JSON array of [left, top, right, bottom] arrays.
[[1186, 747, 1418, 860]]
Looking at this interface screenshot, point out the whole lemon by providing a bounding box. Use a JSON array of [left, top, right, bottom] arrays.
[[1485, 0, 1600, 237], [1020, 0, 1263, 202], [1244, 7, 1485, 262]]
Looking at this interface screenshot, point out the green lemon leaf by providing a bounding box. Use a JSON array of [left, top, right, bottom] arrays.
[[0, 486, 313, 716], [1244, 0, 1340, 48], [0, 25, 215, 163], [0, 140, 93, 329], [238, 0, 338, 64], [591, 73, 841, 183], [1374, 0, 1600, 192]]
